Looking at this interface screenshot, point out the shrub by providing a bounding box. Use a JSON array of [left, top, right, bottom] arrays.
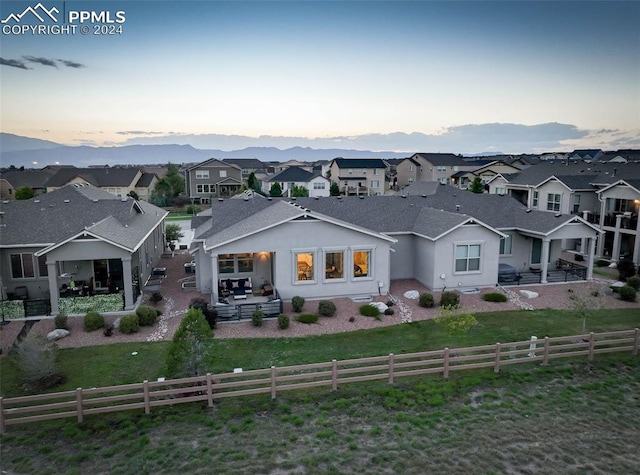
[[359, 304, 380, 317], [278, 314, 290, 329], [595, 259, 610, 267], [119, 314, 139, 334], [626, 276, 640, 291], [384, 308, 395, 315], [291, 296, 305, 313], [317, 300, 337, 317], [252, 310, 264, 327], [482, 292, 508, 303], [84, 311, 105, 332], [296, 313, 318, 324], [189, 297, 217, 329], [150, 291, 163, 304], [103, 325, 113, 337], [136, 305, 159, 326], [166, 308, 214, 378], [618, 285, 637, 302], [617, 259, 637, 281], [418, 293, 434, 308], [54, 312, 68, 330], [13, 333, 66, 391], [386, 299, 395, 307], [439, 291, 460, 308]]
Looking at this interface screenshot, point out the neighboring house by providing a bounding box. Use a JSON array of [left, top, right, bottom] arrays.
[[45, 166, 157, 200], [407, 153, 477, 185], [329, 158, 387, 195], [262, 166, 330, 197], [393, 157, 422, 188], [0, 184, 168, 314], [272, 160, 314, 174], [0, 165, 64, 199], [601, 150, 640, 163], [568, 149, 604, 162], [134, 172, 159, 202], [222, 158, 268, 181], [190, 183, 599, 303], [183, 158, 243, 204]]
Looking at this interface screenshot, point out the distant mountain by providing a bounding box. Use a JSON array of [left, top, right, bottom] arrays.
[[0, 133, 63, 153], [0, 135, 407, 168]]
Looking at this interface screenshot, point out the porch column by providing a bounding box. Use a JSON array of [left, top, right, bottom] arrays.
[[122, 257, 134, 310], [580, 211, 589, 255], [596, 199, 607, 257], [540, 238, 551, 284], [612, 215, 622, 261], [586, 237, 596, 281], [210, 253, 219, 304], [47, 260, 59, 315], [634, 214, 640, 263]]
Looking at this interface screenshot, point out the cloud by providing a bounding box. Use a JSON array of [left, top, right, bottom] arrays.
[[0, 57, 29, 69], [116, 130, 165, 136], [57, 59, 85, 68], [23, 56, 58, 68]]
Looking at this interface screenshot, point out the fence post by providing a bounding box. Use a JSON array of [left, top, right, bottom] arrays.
[[388, 354, 394, 385], [0, 397, 4, 435], [75, 388, 83, 423], [633, 328, 639, 357], [332, 359, 338, 391], [270, 366, 277, 400], [494, 343, 501, 373], [543, 337, 549, 366], [143, 380, 151, 415], [588, 332, 595, 361], [206, 373, 214, 407], [443, 348, 450, 379]]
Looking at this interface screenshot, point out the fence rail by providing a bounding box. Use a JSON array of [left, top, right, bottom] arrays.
[[1, 328, 638, 434]]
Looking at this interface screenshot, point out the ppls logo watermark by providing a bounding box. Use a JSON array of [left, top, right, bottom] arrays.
[[2, 2, 126, 36]]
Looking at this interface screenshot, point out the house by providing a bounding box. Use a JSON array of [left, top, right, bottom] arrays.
[[190, 183, 600, 304], [0, 165, 67, 199], [272, 160, 314, 174], [45, 166, 158, 200], [222, 158, 268, 181], [567, 149, 604, 162], [183, 158, 243, 204], [393, 157, 422, 188], [329, 158, 387, 195], [0, 184, 168, 315], [406, 153, 477, 185], [262, 166, 330, 198]]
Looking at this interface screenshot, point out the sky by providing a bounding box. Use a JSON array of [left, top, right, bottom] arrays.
[[1, 0, 639, 154]]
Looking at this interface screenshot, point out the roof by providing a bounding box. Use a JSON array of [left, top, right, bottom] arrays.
[[135, 172, 157, 187], [267, 166, 315, 183], [506, 162, 640, 189], [412, 153, 468, 166], [46, 167, 142, 188], [0, 167, 60, 188], [0, 184, 167, 251], [185, 158, 242, 171], [331, 158, 387, 169], [222, 158, 266, 169]]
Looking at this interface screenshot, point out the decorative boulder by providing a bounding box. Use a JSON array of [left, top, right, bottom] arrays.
[[369, 302, 388, 313], [519, 290, 539, 299], [113, 317, 121, 329], [610, 281, 625, 288], [403, 290, 420, 299], [47, 329, 70, 341]]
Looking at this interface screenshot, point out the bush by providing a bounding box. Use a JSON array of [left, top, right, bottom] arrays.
[[252, 310, 264, 327], [13, 333, 65, 391], [359, 304, 380, 317], [617, 259, 637, 281], [384, 308, 395, 315], [296, 313, 318, 324], [136, 305, 159, 326], [166, 308, 214, 378], [189, 297, 217, 329], [595, 259, 610, 267], [54, 312, 68, 330], [119, 314, 140, 334], [278, 314, 290, 329], [419, 293, 434, 308], [482, 292, 508, 303], [150, 291, 163, 304], [439, 291, 460, 308], [84, 311, 105, 332], [317, 300, 337, 317], [291, 296, 305, 313], [386, 299, 395, 307], [626, 276, 640, 291], [618, 285, 637, 302]]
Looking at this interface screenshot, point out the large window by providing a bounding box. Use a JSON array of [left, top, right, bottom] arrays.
[[38, 255, 49, 277], [371, 180, 380, 189], [196, 184, 213, 194], [313, 182, 325, 190], [437, 166, 447, 172], [219, 170, 227, 178], [499, 234, 512, 255], [296, 252, 314, 281], [353, 250, 371, 278], [325, 251, 344, 280], [455, 244, 481, 272], [195, 170, 209, 179], [10, 253, 35, 279], [547, 193, 561, 212], [237, 253, 253, 273], [532, 191, 539, 207], [218, 253, 253, 274]]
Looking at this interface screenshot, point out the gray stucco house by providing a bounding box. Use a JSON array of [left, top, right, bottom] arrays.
[[190, 182, 600, 303], [0, 184, 168, 315]]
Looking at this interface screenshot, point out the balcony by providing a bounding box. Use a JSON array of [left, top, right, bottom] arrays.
[[343, 185, 368, 195]]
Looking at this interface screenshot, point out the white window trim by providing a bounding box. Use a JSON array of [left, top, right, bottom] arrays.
[[499, 233, 513, 256], [350, 246, 375, 281], [292, 248, 318, 285], [196, 170, 210, 179], [453, 241, 484, 275], [322, 247, 347, 283]]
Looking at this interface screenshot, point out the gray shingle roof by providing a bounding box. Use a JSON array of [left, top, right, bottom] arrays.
[[267, 166, 315, 183], [46, 167, 142, 188], [332, 158, 387, 169], [507, 162, 640, 188], [135, 172, 156, 187], [222, 158, 266, 169], [413, 153, 468, 166], [0, 168, 58, 188]]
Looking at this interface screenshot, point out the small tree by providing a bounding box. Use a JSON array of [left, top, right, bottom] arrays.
[[617, 259, 637, 282], [469, 177, 484, 194], [291, 185, 309, 197], [247, 172, 260, 192], [434, 305, 478, 337], [166, 308, 214, 378], [15, 186, 34, 200], [13, 333, 66, 391], [567, 285, 605, 333], [127, 190, 139, 200], [330, 182, 340, 196], [165, 223, 184, 251], [269, 182, 283, 197]]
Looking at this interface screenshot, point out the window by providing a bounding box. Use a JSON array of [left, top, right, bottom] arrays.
[[237, 253, 253, 273], [572, 194, 581, 214], [499, 234, 512, 255], [218, 253, 253, 274], [455, 244, 481, 272], [495, 187, 506, 195], [219, 170, 227, 178], [408, 177, 414, 183], [532, 191, 539, 207], [348, 169, 353, 175], [195, 170, 209, 179], [313, 182, 325, 190], [453, 166, 459, 172], [437, 166, 447, 172], [373, 168, 379, 175], [547, 193, 561, 212], [409, 165, 413, 172], [218, 254, 235, 274], [353, 250, 371, 278], [10, 253, 35, 279], [38, 255, 49, 277], [196, 184, 212, 194], [439, 177, 448, 184], [296, 252, 314, 281], [325, 251, 344, 280], [371, 180, 380, 189]]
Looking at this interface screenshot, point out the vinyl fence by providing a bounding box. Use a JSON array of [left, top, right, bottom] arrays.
[[1, 328, 638, 434]]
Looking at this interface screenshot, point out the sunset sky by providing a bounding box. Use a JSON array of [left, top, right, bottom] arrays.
[[1, 0, 639, 153]]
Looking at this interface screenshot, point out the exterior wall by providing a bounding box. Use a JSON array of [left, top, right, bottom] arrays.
[[329, 163, 387, 195], [536, 181, 571, 213], [0, 179, 15, 200], [388, 234, 416, 280], [197, 219, 393, 300], [395, 160, 419, 188], [487, 176, 510, 195], [185, 161, 243, 200], [498, 232, 530, 272], [1, 247, 51, 300], [308, 176, 330, 197], [135, 175, 158, 201], [413, 236, 437, 289]]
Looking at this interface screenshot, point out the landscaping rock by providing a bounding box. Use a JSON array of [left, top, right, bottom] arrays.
[[47, 329, 70, 341], [403, 290, 420, 299], [113, 317, 121, 329], [519, 290, 539, 299], [369, 302, 388, 312], [610, 281, 625, 288]]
